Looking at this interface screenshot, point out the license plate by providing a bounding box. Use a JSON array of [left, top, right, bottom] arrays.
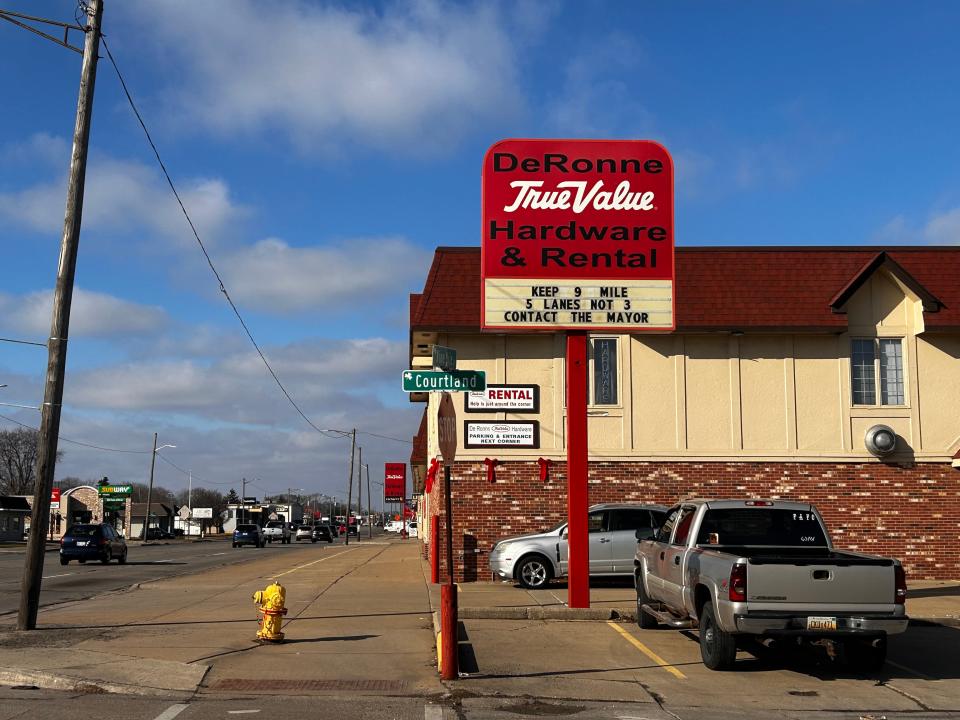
[[806, 616, 837, 631], [76, 541, 90, 547]]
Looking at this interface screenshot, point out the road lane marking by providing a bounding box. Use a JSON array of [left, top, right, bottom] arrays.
[[227, 711, 261, 715], [211, 552, 226, 556], [607, 621, 687, 679], [275, 548, 357, 578], [42, 572, 74, 580], [152, 704, 189, 720]]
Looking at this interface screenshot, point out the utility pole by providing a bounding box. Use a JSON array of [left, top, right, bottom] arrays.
[[142, 432, 158, 540], [241, 477, 247, 525], [357, 448, 363, 541], [18, 0, 103, 632], [366, 463, 372, 539], [344, 429, 356, 546]]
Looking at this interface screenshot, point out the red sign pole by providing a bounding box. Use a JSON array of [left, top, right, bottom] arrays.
[[566, 332, 590, 609]]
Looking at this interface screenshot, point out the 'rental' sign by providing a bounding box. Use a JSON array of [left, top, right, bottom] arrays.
[[481, 139, 675, 332]]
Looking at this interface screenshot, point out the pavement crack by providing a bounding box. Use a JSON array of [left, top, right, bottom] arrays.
[[880, 680, 933, 711]]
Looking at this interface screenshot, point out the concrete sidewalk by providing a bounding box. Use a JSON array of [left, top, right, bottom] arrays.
[[425, 559, 960, 626], [0, 539, 441, 698]]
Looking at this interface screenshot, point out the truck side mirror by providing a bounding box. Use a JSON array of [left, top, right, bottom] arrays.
[[635, 528, 655, 541]]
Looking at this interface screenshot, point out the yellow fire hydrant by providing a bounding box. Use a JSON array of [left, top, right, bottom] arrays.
[[252, 580, 287, 642]]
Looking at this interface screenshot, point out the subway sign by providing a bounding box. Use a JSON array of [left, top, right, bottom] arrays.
[[481, 139, 675, 332]]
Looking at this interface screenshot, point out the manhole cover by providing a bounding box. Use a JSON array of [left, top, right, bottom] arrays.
[[212, 679, 407, 693]]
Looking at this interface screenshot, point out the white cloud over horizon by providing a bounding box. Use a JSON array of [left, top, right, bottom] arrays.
[[122, 0, 525, 154], [0, 287, 168, 339], [874, 207, 960, 245], [221, 237, 432, 313]]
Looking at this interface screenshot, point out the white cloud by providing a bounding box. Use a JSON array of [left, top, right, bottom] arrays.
[[0, 148, 247, 247], [68, 337, 407, 415], [221, 237, 432, 313], [874, 208, 960, 245], [121, 0, 523, 153], [1, 133, 69, 167], [0, 288, 168, 338]]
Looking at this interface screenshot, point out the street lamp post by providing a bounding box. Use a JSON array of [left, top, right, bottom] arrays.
[[142, 434, 175, 540]]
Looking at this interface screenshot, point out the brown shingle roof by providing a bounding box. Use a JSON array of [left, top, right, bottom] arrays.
[[410, 408, 427, 466], [411, 246, 960, 332]]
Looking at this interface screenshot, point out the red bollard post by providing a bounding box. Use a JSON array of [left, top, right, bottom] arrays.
[[430, 516, 440, 584], [440, 583, 458, 680]]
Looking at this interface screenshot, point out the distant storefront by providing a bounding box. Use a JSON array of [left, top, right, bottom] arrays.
[[0, 496, 30, 541]]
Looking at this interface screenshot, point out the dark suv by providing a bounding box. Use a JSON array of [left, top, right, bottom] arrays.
[[233, 524, 264, 548], [60, 524, 128, 565]]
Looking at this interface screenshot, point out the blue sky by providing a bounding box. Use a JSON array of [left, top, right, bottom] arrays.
[[1, 0, 958, 498]]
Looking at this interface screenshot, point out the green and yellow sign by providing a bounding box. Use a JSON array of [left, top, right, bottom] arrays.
[[98, 484, 132, 497]]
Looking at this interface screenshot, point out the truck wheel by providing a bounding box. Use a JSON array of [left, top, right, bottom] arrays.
[[118, 549, 127, 565], [635, 574, 659, 629], [516, 554, 552, 589], [699, 601, 737, 670], [60, 557, 69, 566], [842, 636, 887, 672]]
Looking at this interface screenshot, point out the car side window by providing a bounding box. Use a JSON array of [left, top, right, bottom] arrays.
[[656, 508, 680, 543], [587, 511, 606, 533], [103, 526, 114, 539], [672, 508, 696, 546], [608, 509, 652, 532]]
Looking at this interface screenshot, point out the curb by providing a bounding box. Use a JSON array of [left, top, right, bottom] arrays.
[[454, 605, 960, 628], [0, 667, 201, 698]]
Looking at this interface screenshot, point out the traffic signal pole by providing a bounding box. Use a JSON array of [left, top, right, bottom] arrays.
[[18, 0, 103, 631]]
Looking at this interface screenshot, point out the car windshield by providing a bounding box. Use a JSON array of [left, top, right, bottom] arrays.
[[236, 525, 257, 532], [66, 525, 98, 537], [696, 508, 828, 547]]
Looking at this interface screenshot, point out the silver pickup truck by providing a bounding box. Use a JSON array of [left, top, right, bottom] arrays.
[[634, 499, 908, 671]]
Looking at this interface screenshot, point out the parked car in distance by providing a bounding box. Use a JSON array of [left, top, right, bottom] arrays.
[[313, 525, 334, 542], [634, 499, 909, 671], [295, 525, 315, 542], [384, 520, 405, 533], [60, 524, 127, 565], [263, 521, 291, 544], [233, 524, 264, 548], [489, 503, 668, 590]]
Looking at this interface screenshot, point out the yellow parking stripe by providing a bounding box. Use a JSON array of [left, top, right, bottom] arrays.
[[607, 621, 687, 679]]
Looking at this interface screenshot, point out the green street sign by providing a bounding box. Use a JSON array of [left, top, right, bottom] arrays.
[[98, 484, 132, 497], [102, 498, 126, 510], [402, 369, 486, 393], [432, 345, 457, 371]]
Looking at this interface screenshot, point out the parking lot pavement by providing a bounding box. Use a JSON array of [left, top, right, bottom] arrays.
[[455, 617, 960, 714]]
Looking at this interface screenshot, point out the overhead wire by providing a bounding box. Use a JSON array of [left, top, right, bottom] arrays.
[[100, 36, 347, 443], [0, 412, 149, 454]]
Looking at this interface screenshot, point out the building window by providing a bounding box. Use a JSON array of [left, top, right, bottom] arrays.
[[851, 338, 905, 406], [590, 337, 619, 405]]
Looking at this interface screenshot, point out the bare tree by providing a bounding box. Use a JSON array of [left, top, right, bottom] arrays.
[[0, 428, 63, 495]]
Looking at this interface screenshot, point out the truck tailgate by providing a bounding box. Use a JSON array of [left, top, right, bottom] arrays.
[[747, 560, 896, 606]]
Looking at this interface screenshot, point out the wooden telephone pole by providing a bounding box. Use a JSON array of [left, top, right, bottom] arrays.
[[18, 0, 103, 631]]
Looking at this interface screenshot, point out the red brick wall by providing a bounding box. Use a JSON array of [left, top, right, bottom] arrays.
[[425, 460, 960, 582]]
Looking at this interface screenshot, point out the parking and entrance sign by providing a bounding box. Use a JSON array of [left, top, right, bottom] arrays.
[[481, 139, 675, 332]]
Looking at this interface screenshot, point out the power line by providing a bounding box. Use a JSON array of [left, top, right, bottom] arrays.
[[0, 337, 47, 347], [100, 37, 344, 444], [154, 452, 234, 486], [357, 429, 413, 445]]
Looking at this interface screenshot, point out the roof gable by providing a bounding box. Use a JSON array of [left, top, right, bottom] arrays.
[[829, 251, 943, 313]]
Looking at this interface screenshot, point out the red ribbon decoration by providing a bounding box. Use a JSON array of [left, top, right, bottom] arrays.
[[483, 457, 500, 483], [537, 457, 551, 482], [425, 457, 440, 494]]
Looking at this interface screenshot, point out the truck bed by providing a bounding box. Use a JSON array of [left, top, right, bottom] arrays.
[[705, 546, 894, 567]]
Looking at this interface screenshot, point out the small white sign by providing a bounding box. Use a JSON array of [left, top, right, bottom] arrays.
[[49, 502, 60, 510], [465, 421, 539, 449], [192, 507, 213, 519], [466, 384, 539, 412]]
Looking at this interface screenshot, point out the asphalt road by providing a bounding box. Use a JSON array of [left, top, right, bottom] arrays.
[[0, 536, 348, 617]]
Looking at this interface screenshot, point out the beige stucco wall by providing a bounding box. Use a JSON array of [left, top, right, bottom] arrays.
[[422, 270, 959, 463]]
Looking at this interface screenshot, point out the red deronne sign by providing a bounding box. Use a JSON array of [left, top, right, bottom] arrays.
[[384, 462, 406, 503], [481, 138, 675, 332]]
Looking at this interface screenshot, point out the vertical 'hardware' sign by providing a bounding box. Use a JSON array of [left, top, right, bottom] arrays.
[[481, 139, 675, 331], [384, 463, 406, 504]]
